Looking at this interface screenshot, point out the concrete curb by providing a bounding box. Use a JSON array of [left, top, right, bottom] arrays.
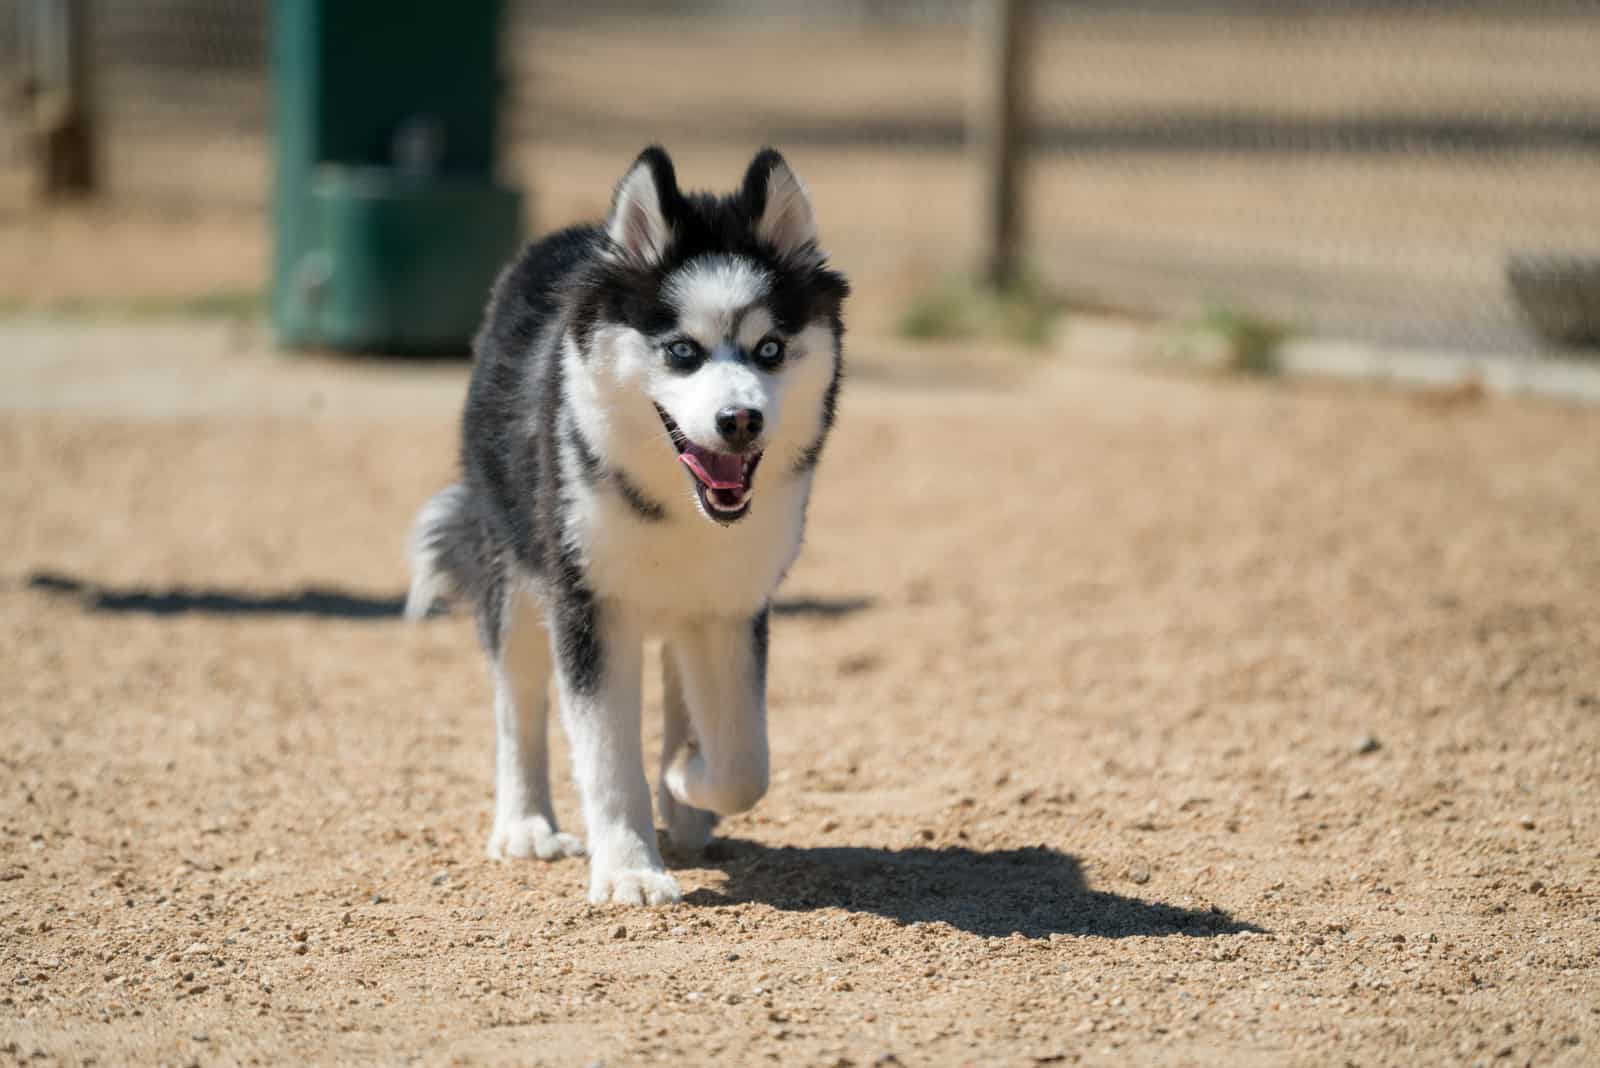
[[1277, 337, 1600, 407], [1057, 314, 1600, 407]]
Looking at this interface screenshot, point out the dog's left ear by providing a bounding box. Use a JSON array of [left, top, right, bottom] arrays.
[[742, 148, 819, 262]]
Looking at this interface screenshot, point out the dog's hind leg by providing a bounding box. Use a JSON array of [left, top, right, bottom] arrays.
[[486, 588, 584, 862], [661, 610, 770, 818], [658, 649, 719, 852]]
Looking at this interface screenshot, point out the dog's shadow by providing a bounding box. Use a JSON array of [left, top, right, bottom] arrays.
[[23, 571, 873, 624], [681, 837, 1261, 940]]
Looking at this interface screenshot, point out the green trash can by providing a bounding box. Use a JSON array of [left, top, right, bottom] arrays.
[[271, 0, 524, 354]]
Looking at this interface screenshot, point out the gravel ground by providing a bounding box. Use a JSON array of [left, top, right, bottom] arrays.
[[2, 324, 1599, 1067]]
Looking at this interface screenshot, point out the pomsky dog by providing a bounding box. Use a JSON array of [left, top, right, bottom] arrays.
[[405, 146, 849, 905]]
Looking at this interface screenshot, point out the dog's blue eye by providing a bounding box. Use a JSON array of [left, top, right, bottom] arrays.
[[665, 340, 703, 369], [753, 338, 785, 367]]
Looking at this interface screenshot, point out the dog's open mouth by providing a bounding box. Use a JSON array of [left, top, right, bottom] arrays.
[[655, 405, 762, 523]]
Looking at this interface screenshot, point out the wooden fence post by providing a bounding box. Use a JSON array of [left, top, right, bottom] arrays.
[[972, 0, 1033, 289], [31, 0, 97, 196]]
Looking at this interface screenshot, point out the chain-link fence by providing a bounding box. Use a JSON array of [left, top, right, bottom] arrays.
[[4, 0, 1599, 350]]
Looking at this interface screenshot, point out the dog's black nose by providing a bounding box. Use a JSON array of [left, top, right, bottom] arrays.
[[715, 407, 764, 449]]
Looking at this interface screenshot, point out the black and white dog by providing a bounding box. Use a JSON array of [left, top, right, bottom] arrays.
[[406, 147, 848, 905]]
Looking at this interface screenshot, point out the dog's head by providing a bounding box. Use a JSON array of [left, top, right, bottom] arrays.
[[570, 146, 849, 525]]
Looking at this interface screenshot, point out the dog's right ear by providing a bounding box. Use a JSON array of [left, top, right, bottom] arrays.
[[605, 146, 680, 266]]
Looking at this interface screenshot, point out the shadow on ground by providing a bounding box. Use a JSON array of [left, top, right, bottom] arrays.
[[771, 596, 873, 619], [27, 571, 406, 620], [24, 571, 873, 623], [684, 838, 1262, 940]]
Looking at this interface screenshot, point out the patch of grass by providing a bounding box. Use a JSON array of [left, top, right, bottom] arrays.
[[899, 274, 1062, 347], [142, 289, 265, 320], [0, 288, 264, 322], [1200, 304, 1289, 375]]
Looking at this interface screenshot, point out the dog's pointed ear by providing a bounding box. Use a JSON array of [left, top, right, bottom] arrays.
[[743, 148, 819, 261], [606, 146, 679, 266]]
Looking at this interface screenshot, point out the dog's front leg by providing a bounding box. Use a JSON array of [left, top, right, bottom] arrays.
[[553, 595, 679, 906], [662, 609, 770, 818], [486, 590, 584, 862]]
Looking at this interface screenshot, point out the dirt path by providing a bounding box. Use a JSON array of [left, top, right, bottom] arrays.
[[3, 325, 1598, 1066]]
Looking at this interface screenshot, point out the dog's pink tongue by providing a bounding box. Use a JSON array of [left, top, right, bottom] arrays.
[[679, 445, 744, 490]]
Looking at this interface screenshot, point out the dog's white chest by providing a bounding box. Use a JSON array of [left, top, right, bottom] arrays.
[[572, 479, 809, 624]]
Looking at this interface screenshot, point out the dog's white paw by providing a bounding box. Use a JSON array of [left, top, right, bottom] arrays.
[[487, 817, 585, 862], [659, 781, 719, 853], [589, 865, 682, 906]]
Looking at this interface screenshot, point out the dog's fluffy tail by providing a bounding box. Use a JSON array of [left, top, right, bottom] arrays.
[[404, 483, 473, 621]]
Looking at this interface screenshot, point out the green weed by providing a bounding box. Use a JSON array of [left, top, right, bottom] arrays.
[[899, 274, 1062, 348]]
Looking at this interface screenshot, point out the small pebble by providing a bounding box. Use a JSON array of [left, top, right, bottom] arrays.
[[1518, 816, 1536, 830], [611, 924, 627, 940], [1352, 734, 1382, 755]]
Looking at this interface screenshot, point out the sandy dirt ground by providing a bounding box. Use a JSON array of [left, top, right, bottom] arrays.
[[2, 321, 1599, 1067]]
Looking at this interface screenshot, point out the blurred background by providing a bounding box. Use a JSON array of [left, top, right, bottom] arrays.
[[3, 0, 1599, 354]]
